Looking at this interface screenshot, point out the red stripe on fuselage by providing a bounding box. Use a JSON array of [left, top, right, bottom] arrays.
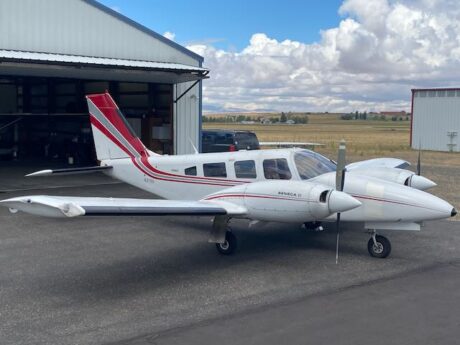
[[205, 193, 311, 202], [90, 113, 246, 187], [352, 194, 440, 212]]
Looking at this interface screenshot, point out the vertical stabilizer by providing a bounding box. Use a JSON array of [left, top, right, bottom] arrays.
[[86, 93, 151, 160]]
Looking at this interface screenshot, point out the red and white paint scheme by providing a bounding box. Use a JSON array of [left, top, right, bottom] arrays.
[[1, 93, 456, 258]]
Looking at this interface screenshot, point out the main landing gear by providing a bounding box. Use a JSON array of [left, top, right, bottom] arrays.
[[209, 216, 238, 255], [367, 231, 392, 258], [215, 231, 237, 255]]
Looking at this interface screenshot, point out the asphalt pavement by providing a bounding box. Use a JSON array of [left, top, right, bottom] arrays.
[[0, 178, 459, 345]]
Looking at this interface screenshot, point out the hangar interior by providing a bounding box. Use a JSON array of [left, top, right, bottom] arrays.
[[0, 0, 207, 164], [0, 77, 175, 163]]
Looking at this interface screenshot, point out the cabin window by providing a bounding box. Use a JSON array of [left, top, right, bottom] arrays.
[[203, 162, 227, 177], [234, 160, 257, 178], [184, 166, 197, 176], [263, 158, 291, 180]]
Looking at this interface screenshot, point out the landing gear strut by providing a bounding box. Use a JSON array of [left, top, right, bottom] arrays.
[[367, 232, 391, 258], [216, 231, 237, 255]]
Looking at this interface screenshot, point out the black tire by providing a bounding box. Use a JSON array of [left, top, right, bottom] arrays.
[[216, 231, 237, 255], [368, 235, 391, 258]]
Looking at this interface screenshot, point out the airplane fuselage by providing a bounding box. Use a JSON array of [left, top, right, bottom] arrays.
[[102, 148, 454, 224]]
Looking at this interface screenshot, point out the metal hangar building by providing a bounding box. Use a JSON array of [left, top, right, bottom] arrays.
[[411, 88, 460, 152], [0, 0, 208, 163]]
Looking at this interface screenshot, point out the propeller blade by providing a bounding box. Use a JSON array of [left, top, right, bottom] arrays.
[[335, 213, 340, 264], [336, 139, 346, 191], [335, 140, 347, 264]]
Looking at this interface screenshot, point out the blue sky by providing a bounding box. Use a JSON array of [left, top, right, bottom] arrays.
[[98, 0, 343, 50], [96, 0, 459, 112]]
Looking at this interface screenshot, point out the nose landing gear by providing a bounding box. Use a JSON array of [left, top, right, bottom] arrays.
[[367, 232, 391, 258]]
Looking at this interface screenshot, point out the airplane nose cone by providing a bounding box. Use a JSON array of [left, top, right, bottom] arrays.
[[328, 191, 362, 214], [452, 208, 458, 217], [410, 175, 437, 190]]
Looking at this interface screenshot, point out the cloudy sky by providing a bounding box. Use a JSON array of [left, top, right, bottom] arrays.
[[100, 0, 460, 113]]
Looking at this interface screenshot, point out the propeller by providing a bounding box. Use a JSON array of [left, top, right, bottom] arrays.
[[335, 139, 347, 264]]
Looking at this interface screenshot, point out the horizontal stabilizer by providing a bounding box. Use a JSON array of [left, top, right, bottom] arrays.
[[26, 166, 112, 177], [0, 196, 247, 218]]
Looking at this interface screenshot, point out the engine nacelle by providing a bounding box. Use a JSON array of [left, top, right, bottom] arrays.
[[348, 167, 436, 190], [204, 180, 361, 223]]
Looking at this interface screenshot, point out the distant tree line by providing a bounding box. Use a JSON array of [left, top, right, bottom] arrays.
[[340, 111, 368, 120], [203, 111, 309, 124], [341, 111, 410, 121]]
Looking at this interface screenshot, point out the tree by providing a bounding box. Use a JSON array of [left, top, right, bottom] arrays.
[[341, 113, 354, 120], [280, 112, 287, 123]]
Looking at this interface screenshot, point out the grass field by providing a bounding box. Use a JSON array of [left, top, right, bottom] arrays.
[[204, 114, 460, 220]]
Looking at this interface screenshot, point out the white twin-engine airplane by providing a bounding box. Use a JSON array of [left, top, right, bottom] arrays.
[[1, 93, 457, 259]]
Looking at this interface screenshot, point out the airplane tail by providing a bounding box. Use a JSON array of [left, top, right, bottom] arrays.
[[86, 92, 154, 161]]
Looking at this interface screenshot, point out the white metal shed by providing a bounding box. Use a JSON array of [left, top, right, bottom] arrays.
[[411, 88, 460, 152]]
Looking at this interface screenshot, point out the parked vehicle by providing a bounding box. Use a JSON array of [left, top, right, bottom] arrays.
[[202, 129, 260, 153]]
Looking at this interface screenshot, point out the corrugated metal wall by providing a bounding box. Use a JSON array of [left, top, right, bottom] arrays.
[[412, 90, 460, 152], [0, 0, 204, 156], [0, 0, 198, 66], [174, 82, 201, 155]]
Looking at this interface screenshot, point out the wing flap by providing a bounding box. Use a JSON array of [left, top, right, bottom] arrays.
[[0, 196, 247, 218]]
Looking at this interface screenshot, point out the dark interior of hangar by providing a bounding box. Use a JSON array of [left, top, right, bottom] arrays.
[[0, 76, 174, 164]]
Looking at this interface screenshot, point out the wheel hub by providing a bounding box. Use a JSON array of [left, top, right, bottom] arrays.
[[373, 242, 384, 254], [219, 240, 230, 250]]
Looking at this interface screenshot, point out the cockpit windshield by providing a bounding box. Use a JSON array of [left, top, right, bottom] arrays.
[[294, 150, 336, 180]]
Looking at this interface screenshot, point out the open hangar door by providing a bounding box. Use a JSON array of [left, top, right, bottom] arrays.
[[0, 53, 208, 165], [0, 77, 175, 164]]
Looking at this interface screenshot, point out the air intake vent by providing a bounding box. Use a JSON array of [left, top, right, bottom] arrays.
[[319, 190, 329, 203]]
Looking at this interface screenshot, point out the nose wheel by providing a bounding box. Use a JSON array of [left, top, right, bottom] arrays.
[[367, 234, 391, 258], [216, 231, 237, 255]]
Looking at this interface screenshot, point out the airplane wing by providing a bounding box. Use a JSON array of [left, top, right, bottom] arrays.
[[346, 158, 410, 170], [0, 196, 247, 218], [259, 141, 324, 148]]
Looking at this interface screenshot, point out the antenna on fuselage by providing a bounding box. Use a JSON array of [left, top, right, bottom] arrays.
[[189, 138, 199, 154]]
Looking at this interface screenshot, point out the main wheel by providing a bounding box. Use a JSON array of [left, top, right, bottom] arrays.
[[368, 235, 391, 258], [216, 231, 237, 255]]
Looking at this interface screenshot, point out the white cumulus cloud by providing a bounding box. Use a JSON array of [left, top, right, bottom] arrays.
[[187, 0, 460, 112], [163, 31, 176, 41]]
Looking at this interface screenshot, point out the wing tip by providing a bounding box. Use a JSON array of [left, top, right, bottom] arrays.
[[26, 169, 52, 177]]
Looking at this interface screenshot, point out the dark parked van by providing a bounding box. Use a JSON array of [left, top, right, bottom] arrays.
[[202, 130, 260, 153]]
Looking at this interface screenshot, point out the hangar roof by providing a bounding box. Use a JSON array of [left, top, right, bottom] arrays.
[[0, 0, 203, 66], [0, 49, 209, 84], [83, 0, 203, 63]]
